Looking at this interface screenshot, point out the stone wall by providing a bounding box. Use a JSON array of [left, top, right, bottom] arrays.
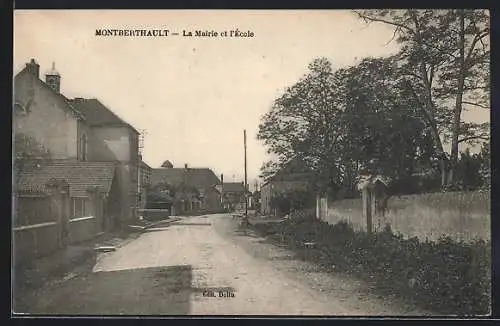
[[326, 191, 490, 242]]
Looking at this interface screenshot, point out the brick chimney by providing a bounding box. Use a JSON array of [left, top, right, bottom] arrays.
[[45, 62, 61, 93], [25, 59, 40, 78]]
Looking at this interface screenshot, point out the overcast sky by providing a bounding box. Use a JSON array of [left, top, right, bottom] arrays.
[[14, 10, 489, 188]]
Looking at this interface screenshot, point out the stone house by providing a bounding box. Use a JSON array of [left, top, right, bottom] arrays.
[[150, 163, 222, 214], [13, 58, 141, 262], [68, 97, 140, 222]]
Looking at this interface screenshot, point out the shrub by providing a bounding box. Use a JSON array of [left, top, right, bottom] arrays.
[[251, 219, 491, 315]]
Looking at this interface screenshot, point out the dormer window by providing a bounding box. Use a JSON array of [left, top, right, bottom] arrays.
[[79, 133, 88, 161]]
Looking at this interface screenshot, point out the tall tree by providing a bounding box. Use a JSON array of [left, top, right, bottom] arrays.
[[258, 58, 348, 194], [258, 56, 436, 197], [354, 9, 490, 187]]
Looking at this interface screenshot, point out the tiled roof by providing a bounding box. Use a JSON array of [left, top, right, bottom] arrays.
[[69, 98, 139, 134], [151, 168, 220, 189], [223, 182, 246, 193], [16, 161, 116, 197], [264, 157, 313, 184]]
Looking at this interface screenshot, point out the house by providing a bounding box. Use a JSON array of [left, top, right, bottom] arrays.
[[222, 181, 248, 211], [13, 58, 143, 263], [13, 159, 120, 265], [14, 59, 140, 225], [69, 97, 140, 222], [150, 163, 222, 215], [260, 157, 314, 216]]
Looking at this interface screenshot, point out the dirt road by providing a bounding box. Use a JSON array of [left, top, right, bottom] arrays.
[[18, 214, 427, 316]]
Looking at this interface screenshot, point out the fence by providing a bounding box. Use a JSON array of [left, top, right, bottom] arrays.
[[326, 190, 490, 242]]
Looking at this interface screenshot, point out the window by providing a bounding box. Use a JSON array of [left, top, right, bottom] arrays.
[[79, 133, 88, 161], [71, 197, 88, 218]]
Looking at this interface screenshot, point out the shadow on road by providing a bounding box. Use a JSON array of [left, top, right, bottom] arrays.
[[19, 265, 194, 316]]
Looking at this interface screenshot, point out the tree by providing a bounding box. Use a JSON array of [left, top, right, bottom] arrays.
[[354, 9, 490, 188], [342, 56, 436, 184], [258, 56, 438, 198], [14, 133, 51, 173], [258, 58, 349, 194]]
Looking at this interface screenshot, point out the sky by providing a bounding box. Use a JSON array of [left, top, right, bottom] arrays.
[[13, 10, 489, 189]]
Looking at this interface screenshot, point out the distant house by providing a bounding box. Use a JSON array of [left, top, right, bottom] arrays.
[[222, 182, 248, 211], [260, 157, 314, 216], [151, 163, 222, 215]]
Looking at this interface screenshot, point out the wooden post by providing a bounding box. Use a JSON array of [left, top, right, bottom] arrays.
[[316, 193, 320, 219]]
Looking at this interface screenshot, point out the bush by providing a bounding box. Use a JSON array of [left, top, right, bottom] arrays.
[[251, 219, 490, 315]]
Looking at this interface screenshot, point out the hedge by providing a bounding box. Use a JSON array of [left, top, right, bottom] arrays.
[[252, 218, 491, 315]]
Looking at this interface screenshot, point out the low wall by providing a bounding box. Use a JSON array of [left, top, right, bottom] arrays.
[[139, 209, 171, 220], [13, 223, 59, 266], [68, 216, 97, 244], [327, 191, 490, 242], [325, 198, 364, 231]]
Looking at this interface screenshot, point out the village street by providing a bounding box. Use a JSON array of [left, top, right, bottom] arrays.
[[21, 214, 427, 316]]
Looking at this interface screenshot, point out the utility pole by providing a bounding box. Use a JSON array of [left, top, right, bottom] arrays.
[[244, 129, 248, 220]]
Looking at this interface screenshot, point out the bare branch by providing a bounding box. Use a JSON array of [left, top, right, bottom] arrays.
[[462, 101, 489, 109], [384, 26, 400, 45], [458, 135, 489, 144], [354, 10, 416, 35], [466, 28, 490, 63]]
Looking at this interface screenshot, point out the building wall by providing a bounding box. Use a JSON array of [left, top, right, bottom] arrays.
[[114, 162, 138, 222], [92, 126, 138, 162], [92, 126, 139, 221], [202, 187, 221, 212], [260, 180, 310, 215], [14, 73, 78, 159], [326, 191, 491, 242], [13, 224, 59, 266], [68, 217, 97, 244]]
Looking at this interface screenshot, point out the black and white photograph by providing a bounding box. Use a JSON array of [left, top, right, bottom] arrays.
[[12, 9, 491, 316]]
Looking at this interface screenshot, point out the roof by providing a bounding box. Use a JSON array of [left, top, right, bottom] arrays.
[[69, 98, 139, 134], [16, 161, 116, 197], [151, 168, 221, 189], [223, 182, 246, 193], [263, 157, 313, 185], [357, 175, 391, 190], [14, 67, 85, 121], [141, 160, 152, 170]]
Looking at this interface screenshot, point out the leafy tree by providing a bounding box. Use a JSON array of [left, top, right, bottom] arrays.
[[14, 133, 51, 173], [258, 56, 438, 197], [258, 58, 351, 194], [354, 9, 490, 188]]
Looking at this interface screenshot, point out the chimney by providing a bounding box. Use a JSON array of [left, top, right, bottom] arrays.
[[25, 59, 40, 78], [221, 174, 224, 184], [184, 163, 188, 169], [45, 62, 61, 93]]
